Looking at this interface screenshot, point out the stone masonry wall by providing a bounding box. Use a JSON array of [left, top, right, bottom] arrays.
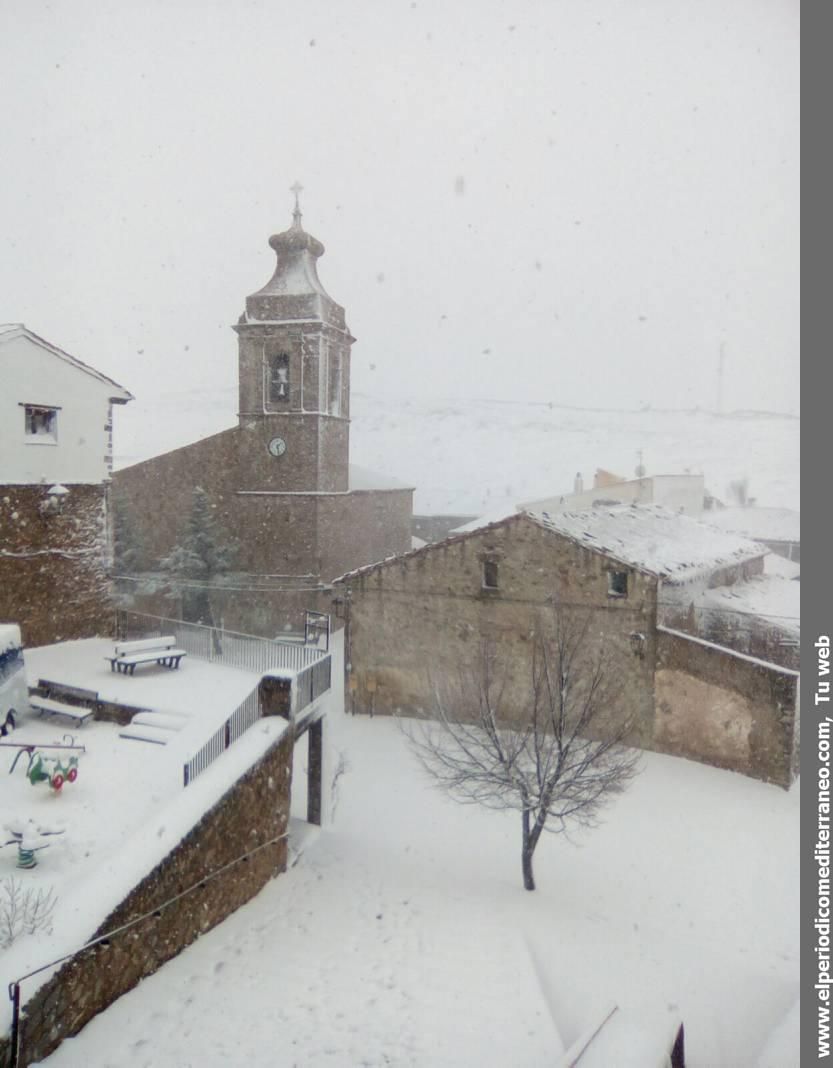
[[318, 489, 414, 583], [3, 722, 294, 1067], [0, 485, 112, 647], [655, 628, 798, 786], [339, 516, 658, 749], [112, 429, 240, 572], [113, 421, 412, 638]]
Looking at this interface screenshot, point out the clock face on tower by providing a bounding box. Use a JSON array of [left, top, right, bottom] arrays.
[[267, 436, 287, 457]]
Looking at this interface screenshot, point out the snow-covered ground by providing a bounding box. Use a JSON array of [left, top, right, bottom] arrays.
[[37, 696, 799, 1067], [113, 389, 800, 517], [0, 641, 275, 1033]]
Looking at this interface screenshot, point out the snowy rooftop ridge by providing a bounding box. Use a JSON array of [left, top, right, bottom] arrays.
[[335, 504, 768, 586], [0, 324, 133, 401], [526, 504, 767, 582]]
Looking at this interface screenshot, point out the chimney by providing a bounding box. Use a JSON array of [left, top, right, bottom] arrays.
[[574, 472, 584, 494]]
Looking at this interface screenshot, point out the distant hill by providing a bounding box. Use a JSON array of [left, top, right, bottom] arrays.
[[114, 389, 800, 516]]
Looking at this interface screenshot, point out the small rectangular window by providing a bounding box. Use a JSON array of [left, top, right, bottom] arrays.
[[24, 405, 58, 442], [482, 560, 499, 590], [319, 343, 329, 412], [608, 570, 628, 597], [329, 350, 342, 416]]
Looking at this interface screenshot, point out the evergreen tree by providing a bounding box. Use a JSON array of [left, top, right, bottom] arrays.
[[112, 496, 144, 575], [160, 487, 236, 625]]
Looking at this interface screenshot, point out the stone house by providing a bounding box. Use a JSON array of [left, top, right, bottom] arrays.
[[0, 325, 133, 645], [113, 199, 413, 636], [334, 504, 799, 785]]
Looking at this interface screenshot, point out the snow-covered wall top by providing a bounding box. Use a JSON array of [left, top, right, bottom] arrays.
[[0, 326, 132, 485], [529, 504, 766, 582]]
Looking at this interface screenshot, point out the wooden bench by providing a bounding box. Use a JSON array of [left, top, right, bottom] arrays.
[[106, 637, 187, 676], [30, 681, 98, 725]]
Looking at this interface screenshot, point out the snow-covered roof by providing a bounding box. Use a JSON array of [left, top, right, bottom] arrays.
[[702, 506, 800, 543], [693, 571, 800, 637], [348, 463, 414, 492], [337, 505, 767, 586], [0, 324, 133, 402], [527, 504, 766, 582]]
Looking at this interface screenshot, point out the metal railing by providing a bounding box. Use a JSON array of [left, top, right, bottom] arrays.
[[114, 612, 333, 787], [183, 685, 261, 787], [295, 656, 332, 717], [116, 611, 327, 673]]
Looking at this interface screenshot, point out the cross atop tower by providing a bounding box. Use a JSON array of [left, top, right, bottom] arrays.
[[290, 181, 304, 226]]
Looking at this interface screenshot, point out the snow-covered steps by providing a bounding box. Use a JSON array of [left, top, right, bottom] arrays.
[[119, 709, 191, 746], [118, 724, 174, 746], [29, 696, 95, 726], [130, 712, 189, 732]]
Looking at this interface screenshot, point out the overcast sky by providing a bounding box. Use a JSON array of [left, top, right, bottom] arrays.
[[1, 0, 798, 418]]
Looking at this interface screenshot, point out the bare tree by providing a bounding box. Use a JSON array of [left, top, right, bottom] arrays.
[[0, 878, 56, 948], [406, 606, 641, 891]]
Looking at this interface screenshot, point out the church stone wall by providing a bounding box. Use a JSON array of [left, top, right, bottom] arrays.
[[337, 516, 657, 749], [113, 428, 239, 571], [318, 489, 414, 582], [316, 418, 350, 492]]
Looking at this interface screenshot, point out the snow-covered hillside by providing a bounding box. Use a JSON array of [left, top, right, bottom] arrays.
[[114, 389, 799, 517]]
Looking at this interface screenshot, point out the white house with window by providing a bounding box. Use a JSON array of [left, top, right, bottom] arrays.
[[0, 324, 132, 486], [0, 325, 133, 645]]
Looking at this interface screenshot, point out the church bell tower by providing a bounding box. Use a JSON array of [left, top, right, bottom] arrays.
[[234, 185, 354, 493]]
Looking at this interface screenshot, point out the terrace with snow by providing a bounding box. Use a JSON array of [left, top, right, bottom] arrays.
[[0, 621, 332, 1040]]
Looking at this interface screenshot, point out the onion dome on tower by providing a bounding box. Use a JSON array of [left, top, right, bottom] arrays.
[[240, 183, 348, 331]]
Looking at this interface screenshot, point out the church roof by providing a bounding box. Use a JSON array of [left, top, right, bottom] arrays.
[[252, 211, 329, 301], [348, 464, 414, 492], [241, 191, 348, 330]]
